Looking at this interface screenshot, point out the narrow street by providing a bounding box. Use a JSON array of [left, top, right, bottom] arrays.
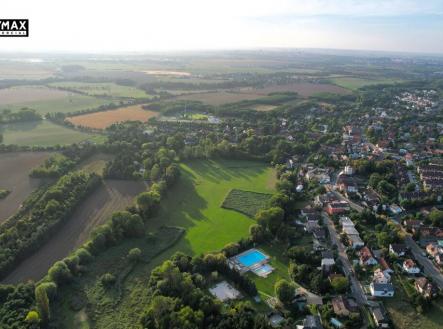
[[322, 213, 368, 305]]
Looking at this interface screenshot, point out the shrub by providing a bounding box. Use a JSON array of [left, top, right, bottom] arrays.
[[128, 248, 142, 262]]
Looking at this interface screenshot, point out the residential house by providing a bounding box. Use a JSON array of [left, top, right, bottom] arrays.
[[389, 244, 407, 257], [370, 282, 395, 297], [403, 219, 422, 233], [426, 243, 439, 258], [373, 268, 391, 284], [359, 247, 378, 266], [403, 259, 420, 274], [419, 227, 443, 247], [326, 201, 350, 216], [321, 251, 335, 273], [336, 175, 358, 194], [303, 315, 323, 329], [371, 304, 390, 328], [415, 277, 438, 299], [379, 258, 394, 275], [331, 296, 359, 317], [348, 234, 365, 249]]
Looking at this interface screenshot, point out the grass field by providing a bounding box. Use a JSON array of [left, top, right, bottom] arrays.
[[1, 179, 147, 284], [66, 105, 159, 129], [145, 160, 276, 255], [0, 86, 113, 115], [0, 152, 52, 223], [77, 153, 114, 176], [329, 77, 401, 91], [0, 120, 105, 146], [49, 81, 151, 99], [384, 280, 443, 329], [221, 189, 273, 217]]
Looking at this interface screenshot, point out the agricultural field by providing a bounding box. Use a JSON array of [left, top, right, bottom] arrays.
[[0, 85, 112, 115], [1, 179, 147, 284], [242, 82, 351, 98], [328, 77, 402, 90], [221, 189, 273, 217], [0, 152, 52, 223], [175, 91, 267, 106], [49, 81, 152, 99], [0, 120, 105, 146], [66, 104, 159, 129], [0, 62, 56, 80]]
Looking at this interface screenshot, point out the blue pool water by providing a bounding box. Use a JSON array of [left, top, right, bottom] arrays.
[[238, 250, 267, 267]]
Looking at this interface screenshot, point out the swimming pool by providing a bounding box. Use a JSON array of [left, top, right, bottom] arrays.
[[237, 249, 267, 267]]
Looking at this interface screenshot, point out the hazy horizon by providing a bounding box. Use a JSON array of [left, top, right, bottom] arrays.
[[1, 0, 443, 55]]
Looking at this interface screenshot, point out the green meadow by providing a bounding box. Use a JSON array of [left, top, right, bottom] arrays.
[[0, 120, 105, 146], [145, 159, 276, 255]]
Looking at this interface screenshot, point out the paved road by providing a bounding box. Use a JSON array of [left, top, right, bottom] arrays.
[[404, 236, 443, 290], [322, 213, 368, 305]]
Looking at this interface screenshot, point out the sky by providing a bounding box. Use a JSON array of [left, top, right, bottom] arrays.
[[1, 0, 443, 54]]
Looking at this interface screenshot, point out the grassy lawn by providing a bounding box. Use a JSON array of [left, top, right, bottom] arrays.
[[221, 189, 273, 218], [0, 120, 105, 146], [144, 159, 275, 256], [329, 77, 402, 91], [49, 81, 152, 99], [3, 94, 113, 115]]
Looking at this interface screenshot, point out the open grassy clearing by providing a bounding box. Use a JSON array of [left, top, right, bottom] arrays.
[[49, 81, 151, 99], [0, 120, 105, 146], [0, 86, 113, 115], [221, 189, 273, 218], [1, 179, 147, 284], [145, 159, 275, 255], [52, 226, 184, 329], [384, 279, 443, 329], [0, 152, 52, 223], [77, 153, 114, 176], [329, 77, 402, 90], [66, 104, 159, 129]]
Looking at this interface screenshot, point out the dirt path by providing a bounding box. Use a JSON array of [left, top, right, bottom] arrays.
[[0, 152, 51, 223], [1, 179, 147, 284]]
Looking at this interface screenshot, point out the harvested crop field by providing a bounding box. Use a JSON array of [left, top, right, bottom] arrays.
[[1, 179, 147, 284], [66, 105, 159, 129], [0, 85, 72, 105], [175, 91, 267, 106], [242, 82, 351, 98], [0, 152, 52, 223]]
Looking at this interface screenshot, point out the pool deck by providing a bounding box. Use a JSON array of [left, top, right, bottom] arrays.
[[228, 248, 274, 277]]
